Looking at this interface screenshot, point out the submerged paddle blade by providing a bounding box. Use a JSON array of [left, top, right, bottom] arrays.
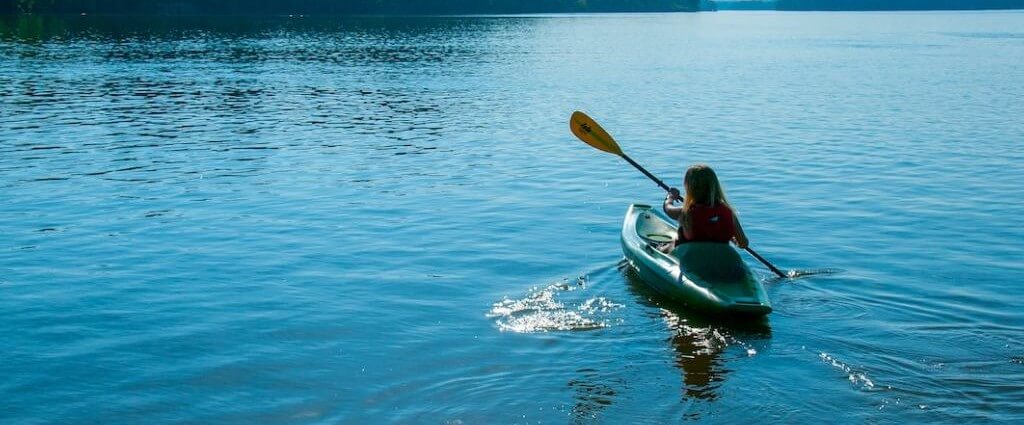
[[763, 268, 842, 283], [787, 268, 842, 279], [570, 111, 623, 156]]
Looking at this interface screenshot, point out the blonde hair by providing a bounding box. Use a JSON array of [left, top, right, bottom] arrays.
[[683, 164, 731, 211]]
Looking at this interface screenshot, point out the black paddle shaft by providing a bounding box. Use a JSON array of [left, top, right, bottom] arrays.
[[620, 154, 678, 197], [745, 247, 787, 278]]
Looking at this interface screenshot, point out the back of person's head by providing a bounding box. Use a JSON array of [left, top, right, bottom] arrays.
[[684, 164, 730, 210]]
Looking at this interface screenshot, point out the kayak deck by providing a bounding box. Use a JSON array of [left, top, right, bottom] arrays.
[[621, 204, 772, 316]]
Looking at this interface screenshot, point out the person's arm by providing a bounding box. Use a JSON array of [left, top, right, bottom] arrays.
[[662, 192, 683, 220], [681, 209, 694, 241], [732, 213, 749, 249]]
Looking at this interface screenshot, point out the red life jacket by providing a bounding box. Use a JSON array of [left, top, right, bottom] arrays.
[[678, 203, 735, 243]]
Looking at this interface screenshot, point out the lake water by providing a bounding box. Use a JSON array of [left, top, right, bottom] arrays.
[[2, 10, 1023, 424]]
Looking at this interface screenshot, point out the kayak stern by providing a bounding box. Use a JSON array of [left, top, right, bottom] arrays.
[[621, 204, 772, 317]]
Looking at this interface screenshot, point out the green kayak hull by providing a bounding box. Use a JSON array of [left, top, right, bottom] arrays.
[[621, 204, 772, 317]]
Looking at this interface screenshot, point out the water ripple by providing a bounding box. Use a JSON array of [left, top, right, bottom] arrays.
[[3, 11, 1024, 424]]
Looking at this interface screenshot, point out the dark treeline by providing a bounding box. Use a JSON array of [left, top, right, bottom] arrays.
[[1, 0, 709, 14], [4, 0, 1021, 15], [775, 0, 1024, 9]]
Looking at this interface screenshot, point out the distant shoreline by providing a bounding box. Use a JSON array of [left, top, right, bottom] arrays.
[[3, 9, 1024, 17], [4, 9, 1024, 17], [7, 0, 1022, 15], [1, 0, 710, 16]]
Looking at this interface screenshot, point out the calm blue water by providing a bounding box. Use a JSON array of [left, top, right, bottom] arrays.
[[2, 11, 1023, 423]]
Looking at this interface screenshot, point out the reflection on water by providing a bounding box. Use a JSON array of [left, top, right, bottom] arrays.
[[665, 311, 729, 401], [667, 311, 771, 405], [622, 266, 772, 416], [567, 368, 622, 423]]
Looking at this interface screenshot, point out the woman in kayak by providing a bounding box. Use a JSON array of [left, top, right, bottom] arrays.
[[662, 164, 749, 251]]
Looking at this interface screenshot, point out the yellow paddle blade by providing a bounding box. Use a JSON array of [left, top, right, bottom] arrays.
[[569, 111, 623, 156]]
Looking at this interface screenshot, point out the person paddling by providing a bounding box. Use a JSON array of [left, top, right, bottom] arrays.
[[661, 164, 749, 252]]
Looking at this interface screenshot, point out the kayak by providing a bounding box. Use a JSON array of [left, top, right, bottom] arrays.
[[621, 204, 772, 316]]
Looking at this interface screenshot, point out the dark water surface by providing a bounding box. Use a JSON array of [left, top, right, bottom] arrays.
[[2, 11, 1024, 423]]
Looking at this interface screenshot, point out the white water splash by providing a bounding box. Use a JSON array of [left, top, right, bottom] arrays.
[[819, 352, 875, 390], [487, 276, 623, 333], [579, 297, 624, 314]]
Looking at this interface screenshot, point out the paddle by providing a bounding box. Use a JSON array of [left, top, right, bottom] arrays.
[[569, 110, 788, 279]]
